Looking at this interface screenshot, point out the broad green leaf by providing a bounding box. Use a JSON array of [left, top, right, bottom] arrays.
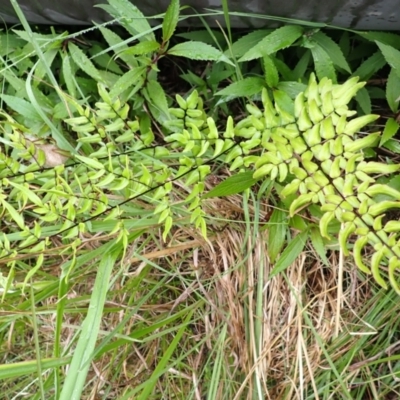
[[202, 172, 258, 198], [68, 42, 105, 84], [0, 94, 42, 121], [310, 44, 336, 83], [215, 77, 265, 98], [98, 0, 154, 41], [376, 41, 400, 77], [351, 50, 386, 81], [270, 230, 308, 278], [168, 41, 233, 65], [380, 118, 399, 147], [228, 30, 271, 58], [267, 207, 288, 264], [120, 40, 160, 56], [355, 87, 371, 115], [310, 226, 329, 266], [263, 55, 279, 88], [239, 25, 303, 62], [311, 31, 351, 73], [386, 68, 400, 113], [109, 66, 146, 98], [162, 0, 179, 42]]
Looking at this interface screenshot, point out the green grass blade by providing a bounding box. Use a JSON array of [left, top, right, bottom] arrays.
[[59, 244, 121, 400]]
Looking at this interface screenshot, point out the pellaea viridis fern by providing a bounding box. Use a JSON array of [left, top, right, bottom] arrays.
[[1, 74, 400, 293], [166, 73, 400, 292]]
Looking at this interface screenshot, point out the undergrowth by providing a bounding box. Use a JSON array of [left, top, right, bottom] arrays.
[[1, 0, 400, 398]]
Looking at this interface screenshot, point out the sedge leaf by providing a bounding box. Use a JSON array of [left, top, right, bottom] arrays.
[[267, 207, 288, 264], [239, 25, 303, 62], [270, 230, 308, 278], [202, 172, 258, 198], [162, 0, 179, 42]]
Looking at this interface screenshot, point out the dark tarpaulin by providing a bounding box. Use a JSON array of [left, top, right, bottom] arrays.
[[0, 0, 398, 29]]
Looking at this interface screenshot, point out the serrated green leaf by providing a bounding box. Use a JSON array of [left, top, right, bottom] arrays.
[[162, 0, 179, 42], [99, 26, 138, 67], [312, 31, 351, 73], [267, 207, 288, 263], [68, 42, 105, 84], [352, 50, 386, 81], [168, 41, 234, 65], [386, 68, 400, 113], [145, 79, 170, 122], [215, 77, 265, 98], [62, 54, 77, 98], [270, 230, 308, 278], [383, 139, 400, 154], [120, 41, 160, 56], [263, 55, 279, 88], [99, 0, 154, 41], [109, 67, 146, 99], [202, 172, 258, 198], [376, 41, 400, 77], [358, 31, 400, 50], [228, 30, 271, 58], [380, 118, 400, 147], [310, 44, 336, 83], [355, 86, 371, 115], [0, 94, 42, 121], [239, 25, 303, 62]]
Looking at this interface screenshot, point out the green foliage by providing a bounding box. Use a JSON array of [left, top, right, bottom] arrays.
[[3, 0, 400, 396]]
